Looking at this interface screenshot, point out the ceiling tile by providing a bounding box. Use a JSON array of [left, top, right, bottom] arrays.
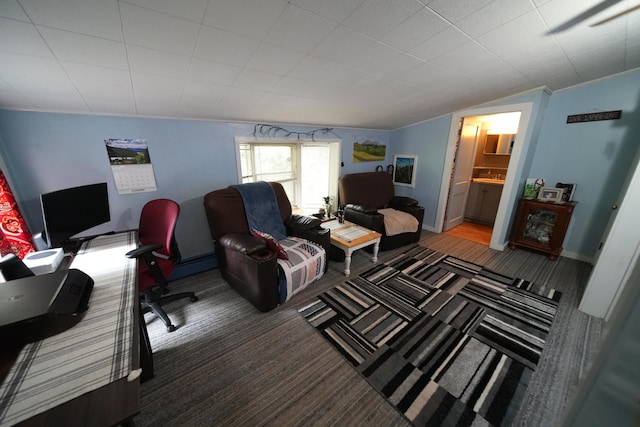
[[289, 55, 367, 87], [182, 80, 228, 100], [341, 0, 424, 39], [410, 26, 470, 61], [203, 0, 288, 40], [0, 52, 79, 97], [0, 0, 30, 21], [121, 3, 200, 55], [271, 76, 339, 101], [63, 62, 133, 99], [375, 53, 427, 78], [233, 69, 282, 91], [39, 27, 127, 69], [456, 0, 534, 38], [188, 58, 242, 86], [0, 18, 53, 58], [127, 45, 191, 79], [178, 82, 227, 117], [289, 0, 366, 23], [195, 26, 260, 67], [131, 72, 183, 116], [381, 8, 450, 51], [222, 87, 266, 105], [429, 41, 499, 74], [538, 0, 624, 31], [24, 93, 88, 111], [18, 0, 123, 41], [62, 62, 136, 113], [245, 42, 306, 76], [123, 0, 208, 22], [264, 4, 338, 53], [476, 10, 551, 58], [310, 26, 403, 71], [427, 0, 494, 23]]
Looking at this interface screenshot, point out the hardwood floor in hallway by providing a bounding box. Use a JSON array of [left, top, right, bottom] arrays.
[[445, 221, 493, 245]]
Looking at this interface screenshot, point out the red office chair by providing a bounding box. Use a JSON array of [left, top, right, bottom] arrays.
[[126, 199, 197, 332]]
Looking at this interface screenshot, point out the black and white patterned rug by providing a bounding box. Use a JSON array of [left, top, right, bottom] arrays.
[[299, 245, 561, 426]]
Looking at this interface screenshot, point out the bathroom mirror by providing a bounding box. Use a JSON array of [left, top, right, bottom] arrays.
[[484, 134, 514, 155]]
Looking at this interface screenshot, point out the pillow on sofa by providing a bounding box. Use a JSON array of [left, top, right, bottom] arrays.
[[252, 229, 289, 260]]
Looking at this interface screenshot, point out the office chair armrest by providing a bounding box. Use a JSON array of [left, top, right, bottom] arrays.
[[125, 243, 163, 259]]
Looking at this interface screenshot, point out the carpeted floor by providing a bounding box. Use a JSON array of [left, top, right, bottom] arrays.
[[135, 231, 604, 426], [300, 245, 562, 426]]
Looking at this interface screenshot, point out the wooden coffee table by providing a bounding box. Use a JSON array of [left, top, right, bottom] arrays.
[[321, 220, 381, 276]]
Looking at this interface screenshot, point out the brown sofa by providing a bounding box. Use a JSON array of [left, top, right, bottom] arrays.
[[338, 171, 424, 251], [203, 182, 330, 312]]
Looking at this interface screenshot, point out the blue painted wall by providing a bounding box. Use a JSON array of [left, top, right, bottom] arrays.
[[390, 69, 640, 259], [390, 115, 452, 230], [0, 112, 390, 259], [1, 69, 638, 262], [529, 71, 640, 256]]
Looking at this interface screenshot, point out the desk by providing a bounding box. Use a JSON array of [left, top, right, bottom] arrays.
[[0, 232, 140, 426]]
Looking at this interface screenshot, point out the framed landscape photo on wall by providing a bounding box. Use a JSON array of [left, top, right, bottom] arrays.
[[393, 155, 418, 187]]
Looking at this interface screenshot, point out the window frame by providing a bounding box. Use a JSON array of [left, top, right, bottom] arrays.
[[234, 137, 341, 211]]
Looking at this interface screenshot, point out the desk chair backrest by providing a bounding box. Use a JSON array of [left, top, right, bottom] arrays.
[[137, 199, 180, 290], [138, 199, 181, 262]]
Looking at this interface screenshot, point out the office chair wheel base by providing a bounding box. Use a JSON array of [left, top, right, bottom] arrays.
[[167, 324, 177, 332]]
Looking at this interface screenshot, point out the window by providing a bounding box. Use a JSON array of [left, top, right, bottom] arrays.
[[236, 138, 341, 212]]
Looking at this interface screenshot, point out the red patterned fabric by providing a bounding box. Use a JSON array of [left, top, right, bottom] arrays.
[[0, 170, 34, 258]]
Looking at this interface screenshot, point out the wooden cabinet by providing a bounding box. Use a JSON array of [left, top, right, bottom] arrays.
[[509, 198, 577, 260], [465, 182, 503, 225]]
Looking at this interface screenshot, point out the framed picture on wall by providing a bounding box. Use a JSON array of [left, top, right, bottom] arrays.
[[393, 155, 418, 187]]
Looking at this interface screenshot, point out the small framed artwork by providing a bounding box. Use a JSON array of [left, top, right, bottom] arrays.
[[538, 187, 564, 202], [393, 155, 418, 187], [556, 182, 576, 202]]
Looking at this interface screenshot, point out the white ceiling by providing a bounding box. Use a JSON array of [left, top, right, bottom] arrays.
[[0, 0, 638, 130]]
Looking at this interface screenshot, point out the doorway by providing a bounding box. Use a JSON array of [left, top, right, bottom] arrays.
[[442, 112, 520, 245], [435, 103, 534, 250]]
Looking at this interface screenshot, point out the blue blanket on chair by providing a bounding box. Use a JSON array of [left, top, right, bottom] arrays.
[[231, 181, 287, 241]]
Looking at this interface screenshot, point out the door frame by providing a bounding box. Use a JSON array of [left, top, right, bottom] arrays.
[[435, 102, 534, 250], [443, 119, 481, 231]]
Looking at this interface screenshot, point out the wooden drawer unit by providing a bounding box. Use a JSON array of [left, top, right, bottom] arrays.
[[509, 198, 576, 260]]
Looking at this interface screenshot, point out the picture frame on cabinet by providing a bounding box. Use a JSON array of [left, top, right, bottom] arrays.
[[537, 187, 564, 202], [555, 182, 576, 202]]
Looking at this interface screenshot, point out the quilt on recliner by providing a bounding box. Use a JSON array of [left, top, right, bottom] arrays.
[[277, 237, 326, 303]]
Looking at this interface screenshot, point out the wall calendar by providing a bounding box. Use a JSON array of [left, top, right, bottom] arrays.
[[105, 138, 157, 194]]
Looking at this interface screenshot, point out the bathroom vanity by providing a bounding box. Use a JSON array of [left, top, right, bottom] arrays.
[[464, 175, 505, 226]]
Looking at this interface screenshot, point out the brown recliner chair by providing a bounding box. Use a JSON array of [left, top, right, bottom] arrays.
[[203, 182, 330, 312], [339, 171, 424, 252]]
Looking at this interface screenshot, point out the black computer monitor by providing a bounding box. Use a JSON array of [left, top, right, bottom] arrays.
[[40, 182, 111, 248]]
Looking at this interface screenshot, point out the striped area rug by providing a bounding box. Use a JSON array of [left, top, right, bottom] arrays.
[[299, 245, 561, 426]]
